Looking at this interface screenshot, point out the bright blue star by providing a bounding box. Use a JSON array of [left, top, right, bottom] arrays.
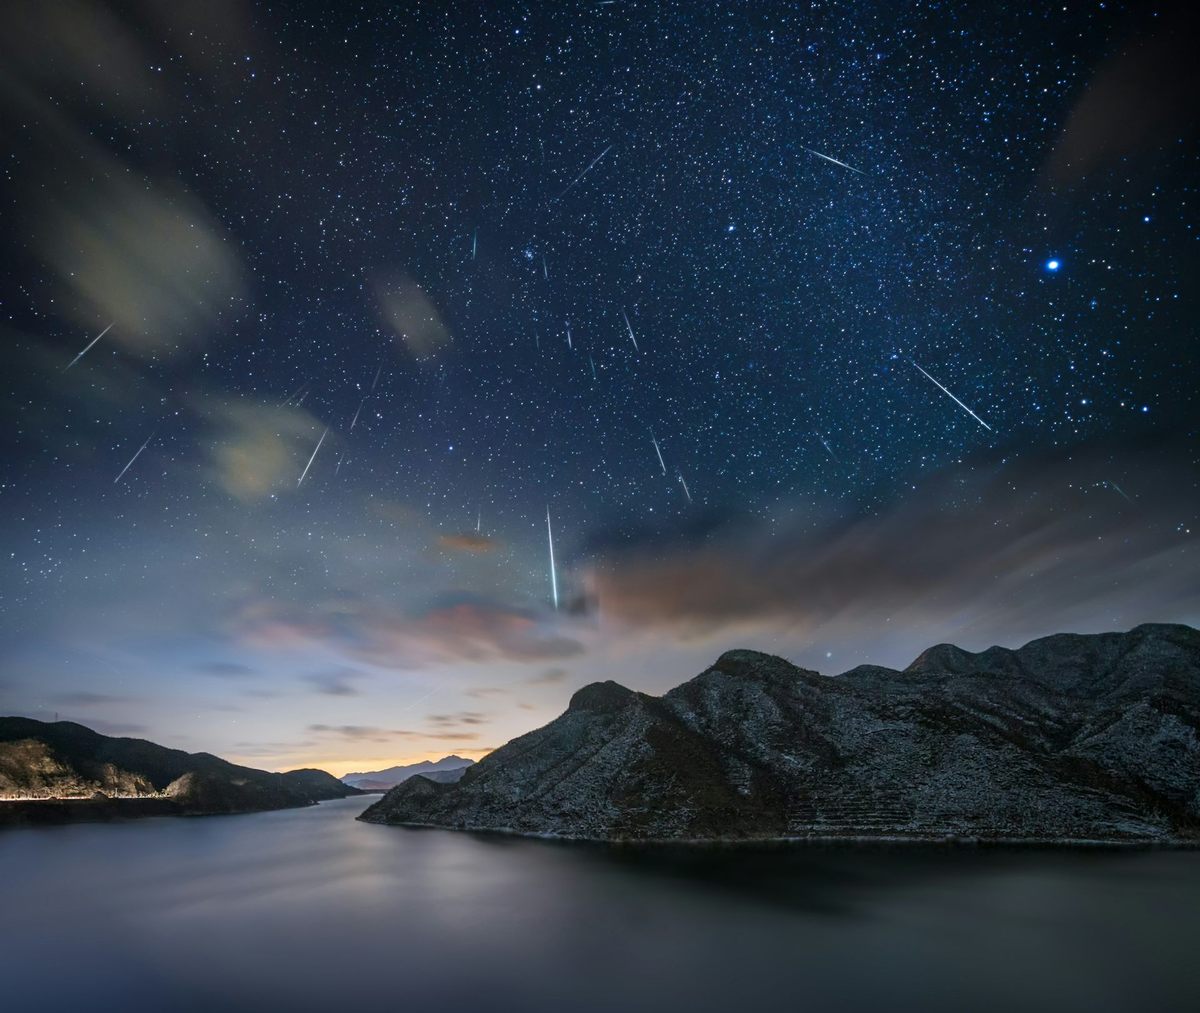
[[1045, 258, 1060, 272]]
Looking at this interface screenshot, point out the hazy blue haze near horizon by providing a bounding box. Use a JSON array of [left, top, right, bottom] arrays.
[[2, 796, 1198, 1012]]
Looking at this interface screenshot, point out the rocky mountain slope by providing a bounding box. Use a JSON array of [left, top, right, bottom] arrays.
[[361, 624, 1200, 842], [0, 717, 360, 824], [341, 755, 474, 789]]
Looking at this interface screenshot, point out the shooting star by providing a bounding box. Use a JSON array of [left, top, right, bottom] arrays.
[[650, 430, 667, 475], [370, 361, 384, 392], [557, 143, 613, 199], [1107, 480, 1134, 504], [803, 147, 865, 175], [476, 505, 482, 533], [350, 396, 367, 431], [546, 506, 559, 609], [814, 431, 839, 462], [911, 360, 993, 432], [471, 230, 477, 260], [677, 470, 693, 503], [589, 354, 597, 379], [542, 255, 549, 280], [566, 324, 573, 350], [395, 685, 440, 716], [335, 453, 345, 476], [65, 322, 114, 371], [297, 427, 329, 486], [113, 432, 155, 484], [623, 309, 640, 352]]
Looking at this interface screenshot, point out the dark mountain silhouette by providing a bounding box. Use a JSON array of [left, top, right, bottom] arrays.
[[361, 624, 1200, 843], [341, 755, 474, 789], [0, 717, 361, 825]]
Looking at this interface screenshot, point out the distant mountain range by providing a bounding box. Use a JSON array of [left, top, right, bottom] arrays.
[[361, 624, 1200, 843], [0, 717, 361, 825], [342, 755, 474, 790]]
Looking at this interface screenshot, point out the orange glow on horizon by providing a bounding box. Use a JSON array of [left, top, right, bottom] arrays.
[[228, 746, 495, 779]]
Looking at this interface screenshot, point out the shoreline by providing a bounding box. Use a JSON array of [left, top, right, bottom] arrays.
[[358, 817, 1200, 849], [0, 796, 320, 828]]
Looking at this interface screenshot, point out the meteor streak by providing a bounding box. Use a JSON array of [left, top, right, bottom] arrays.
[[589, 354, 597, 379], [1107, 480, 1134, 504], [65, 323, 114, 371], [677, 470, 693, 503], [815, 431, 839, 462], [370, 362, 383, 392], [114, 432, 154, 484], [566, 325, 573, 350], [911, 360, 993, 432], [350, 396, 367, 430], [650, 430, 667, 475], [546, 506, 559, 609], [471, 230, 477, 259], [557, 143, 613, 199], [297, 427, 329, 486], [623, 309, 640, 352], [803, 147, 865, 175]]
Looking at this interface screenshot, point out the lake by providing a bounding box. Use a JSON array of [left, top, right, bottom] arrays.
[[2, 795, 1197, 1012]]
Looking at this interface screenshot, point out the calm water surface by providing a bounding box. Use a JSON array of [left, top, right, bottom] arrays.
[[2, 796, 1197, 1013]]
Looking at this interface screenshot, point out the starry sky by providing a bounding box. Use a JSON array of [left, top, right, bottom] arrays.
[[1, 1, 1197, 776]]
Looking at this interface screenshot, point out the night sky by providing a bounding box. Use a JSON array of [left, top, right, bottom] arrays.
[[1, 1, 1196, 775]]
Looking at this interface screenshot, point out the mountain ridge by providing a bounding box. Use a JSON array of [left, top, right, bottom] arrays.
[[0, 717, 361, 825], [360, 623, 1200, 842], [341, 754, 475, 789]]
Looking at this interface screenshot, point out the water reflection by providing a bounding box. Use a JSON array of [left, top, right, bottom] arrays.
[[1, 796, 1197, 1013]]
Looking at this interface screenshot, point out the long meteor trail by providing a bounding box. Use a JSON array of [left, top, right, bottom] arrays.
[[803, 147, 865, 175], [114, 432, 154, 484], [650, 430, 667, 475], [298, 427, 329, 486], [623, 309, 640, 352], [65, 323, 114, 371], [911, 360, 993, 432], [557, 143, 613, 199], [546, 506, 559, 609]]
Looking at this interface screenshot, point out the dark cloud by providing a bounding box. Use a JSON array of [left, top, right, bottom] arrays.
[[302, 668, 366, 697], [52, 691, 136, 707], [586, 440, 1200, 647], [426, 711, 490, 728], [233, 594, 585, 668], [1044, 6, 1199, 185], [307, 723, 479, 743], [198, 661, 258, 679], [466, 686, 510, 699], [526, 667, 568, 685], [308, 724, 417, 742], [438, 532, 499, 554]]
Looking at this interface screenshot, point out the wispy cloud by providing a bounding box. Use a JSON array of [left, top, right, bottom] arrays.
[[302, 668, 366, 697], [585, 440, 1200, 652]]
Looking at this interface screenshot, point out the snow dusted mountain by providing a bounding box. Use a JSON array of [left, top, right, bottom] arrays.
[[361, 624, 1200, 842]]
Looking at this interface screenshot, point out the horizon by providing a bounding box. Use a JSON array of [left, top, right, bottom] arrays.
[[8, 618, 1196, 777]]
